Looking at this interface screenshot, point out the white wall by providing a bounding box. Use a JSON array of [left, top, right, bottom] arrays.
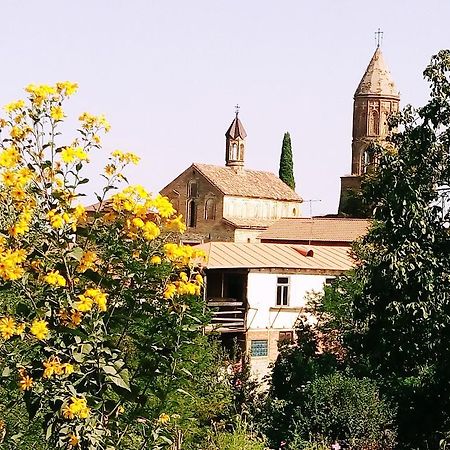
[[246, 272, 329, 330], [223, 196, 301, 220]]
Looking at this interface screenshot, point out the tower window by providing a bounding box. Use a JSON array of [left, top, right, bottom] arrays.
[[187, 199, 197, 228], [230, 143, 238, 160], [205, 198, 216, 220], [368, 102, 380, 136]]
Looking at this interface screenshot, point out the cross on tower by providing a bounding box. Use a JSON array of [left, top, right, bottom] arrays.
[[375, 28, 383, 48], [235, 104, 240, 117]]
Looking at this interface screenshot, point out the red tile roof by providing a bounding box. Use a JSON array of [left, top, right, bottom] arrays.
[[194, 163, 302, 201], [260, 217, 370, 243]]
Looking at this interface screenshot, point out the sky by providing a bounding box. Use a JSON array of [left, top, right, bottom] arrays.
[[1, 0, 449, 216]]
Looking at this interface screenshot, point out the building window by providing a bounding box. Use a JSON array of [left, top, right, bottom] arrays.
[[276, 277, 289, 306], [230, 143, 238, 160], [205, 198, 216, 220], [325, 277, 335, 286], [278, 331, 294, 344], [187, 199, 197, 228], [251, 340, 268, 357], [187, 180, 198, 198]]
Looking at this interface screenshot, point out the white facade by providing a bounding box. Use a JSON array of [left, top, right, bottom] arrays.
[[246, 272, 328, 329], [223, 196, 301, 220], [245, 271, 332, 380]]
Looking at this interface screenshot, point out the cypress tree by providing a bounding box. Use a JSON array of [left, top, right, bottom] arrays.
[[279, 132, 296, 190]]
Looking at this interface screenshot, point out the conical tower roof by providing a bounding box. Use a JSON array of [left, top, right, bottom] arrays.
[[355, 47, 399, 99], [225, 115, 247, 139]]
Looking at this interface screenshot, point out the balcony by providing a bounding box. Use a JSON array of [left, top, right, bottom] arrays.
[[206, 297, 246, 333]]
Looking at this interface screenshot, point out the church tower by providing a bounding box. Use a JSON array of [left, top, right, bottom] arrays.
[[338, 42, 400, 215], [225, 107, 247, 168]]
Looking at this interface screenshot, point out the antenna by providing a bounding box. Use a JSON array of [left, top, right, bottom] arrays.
[[303, 199, 322, 246]]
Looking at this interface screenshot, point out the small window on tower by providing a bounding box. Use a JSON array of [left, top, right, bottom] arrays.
[[230, 143, 238, 160]]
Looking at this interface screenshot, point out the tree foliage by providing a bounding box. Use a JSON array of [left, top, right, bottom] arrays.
[[279, 132, 296, 190], [319, 49, 450, 449]]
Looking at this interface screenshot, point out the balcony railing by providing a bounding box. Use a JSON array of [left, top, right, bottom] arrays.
[[206, 297, 246, 333]]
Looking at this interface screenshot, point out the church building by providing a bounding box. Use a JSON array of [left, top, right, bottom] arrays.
[[160, 111, 302, 244], [338, 45, 400, 215]]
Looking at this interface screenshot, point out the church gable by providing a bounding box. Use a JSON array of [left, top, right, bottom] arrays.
[[160, 163, 225, 229]]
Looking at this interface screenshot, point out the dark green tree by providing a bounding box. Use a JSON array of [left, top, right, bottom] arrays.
[[321, 50, 450, 449], [279, 132, 296, 190]]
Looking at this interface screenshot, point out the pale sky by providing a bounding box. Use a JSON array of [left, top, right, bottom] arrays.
[[1, 1, 449, 216]]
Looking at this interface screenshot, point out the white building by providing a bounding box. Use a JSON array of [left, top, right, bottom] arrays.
[[197, 242, 353, 379]]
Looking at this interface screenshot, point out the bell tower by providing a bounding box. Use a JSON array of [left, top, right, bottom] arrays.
[[225, 105, 247, 168], [339, 35, 400, 215]]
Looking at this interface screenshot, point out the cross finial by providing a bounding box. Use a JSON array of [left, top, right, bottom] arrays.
[[375, 28, 383, 48], [235, 104, 240, 117]]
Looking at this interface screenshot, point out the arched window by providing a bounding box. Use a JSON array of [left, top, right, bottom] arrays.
[[187, 180, 198, 198], [187, 199, 197, 228], [230, 143, 238, 160], [205, 198, 216, 220], [368, 107, 380, 136], [239, 143, 245, 160]]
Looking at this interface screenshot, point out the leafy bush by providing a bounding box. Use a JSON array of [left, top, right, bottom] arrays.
[[288, 373, 396, 450], [0, 83, 210, 449]]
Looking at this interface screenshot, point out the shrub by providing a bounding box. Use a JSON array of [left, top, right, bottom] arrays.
[[0, 82, 209, 449], [288, 373, 396, 450]]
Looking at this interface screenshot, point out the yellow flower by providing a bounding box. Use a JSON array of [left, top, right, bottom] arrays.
[[104, 164, 115, 175], [50, 105, 64, 121], [77, 250, 99, 273], [18, 374, 33, 391], [15, 323, 26, 335], [63, 363, 75, 376], [142, 221, 160, 241], [150, 255, 161, 265], [69, 434, 79, 447], [62, 397, 90, 420], [46, 210, 66, 229], [71, 310, 82, 326], [0, 146, 20, 168], [164, 283, 176, 299], [111, 150, 140, 165], [43, 358, 60, 378], [25, 83, 57, 105], [84, 288, 108, 312], [1, 170, 17, 186], [4, 99, 25, 113], [158, 413, 170, 425], [180, 272, 188, 282], [149, 194, 175, 218], [164, 215, 186, 233], [10, 126, 29, 140], [73, 294, 93, 312], [60, 146, 88, 164], [56, 81, 78, 96], [44, 270, 66, 287], [0, 317, 16, 339], [79, 112, 111, 132], [30, 319, 49, 340], [0, 249, 26, 280]]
